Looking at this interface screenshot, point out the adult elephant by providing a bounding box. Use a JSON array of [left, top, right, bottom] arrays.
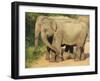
[[51, 18, 89, 61], [34, 16, 89, 62], [34, 16, 58, 61]]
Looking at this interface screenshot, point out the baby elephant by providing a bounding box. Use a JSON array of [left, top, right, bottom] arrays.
[[61, 44, 87, 61], [46, 44, 88, 62], [48, 44, 75, 62], [61, 44, 75, 60]]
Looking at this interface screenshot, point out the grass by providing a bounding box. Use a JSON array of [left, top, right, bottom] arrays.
[[25, 46, 46, 68]]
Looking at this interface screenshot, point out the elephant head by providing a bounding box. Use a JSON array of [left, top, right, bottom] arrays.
[[34, 16, 57, 52]]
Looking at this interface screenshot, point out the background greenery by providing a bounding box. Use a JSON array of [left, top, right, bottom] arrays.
[[25, 12, 78, 68]]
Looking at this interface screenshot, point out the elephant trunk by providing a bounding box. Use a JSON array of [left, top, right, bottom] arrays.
[[41, 30, 58, 53]]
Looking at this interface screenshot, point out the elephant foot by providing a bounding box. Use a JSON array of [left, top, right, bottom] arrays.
[[81, 54, 85, 60], [84, 53, 89, 58], [74, 58, 80, 61], [81, 53, 89, 60], [45, 57, 50, 60], [70, 54, 74, 59], [49, 51, 56, 62], [66, 55, 71, 59], [63, 52, 70, 60], [74, 54, 86, 61], [74, 55, 80, 61], [67, 53, 75, 59], [74, 54, 85, 61], [49, 57, 56, 62], [63, 53, 74, 60], [45, 54, 50, 60], [56, 56, 63, 62]]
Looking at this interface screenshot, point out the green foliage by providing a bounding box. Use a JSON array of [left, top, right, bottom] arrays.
[[25, 46, 46, 68]]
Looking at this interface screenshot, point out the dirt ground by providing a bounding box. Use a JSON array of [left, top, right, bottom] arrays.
[[31, 42, 90, 68], [31, 54, 89, 68]]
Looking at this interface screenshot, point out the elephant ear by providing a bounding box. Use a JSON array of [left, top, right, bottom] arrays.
[[51, 20, 57, 32]]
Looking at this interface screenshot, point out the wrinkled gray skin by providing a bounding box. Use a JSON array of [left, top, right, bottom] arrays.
[[34, 16, 89, 62]]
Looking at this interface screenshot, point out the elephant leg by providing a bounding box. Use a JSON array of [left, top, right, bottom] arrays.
[[74, 46, 81, 61], [56, 46, 63, 62], [49, 51, 56, 62], [50, 42, 62, 62], [71, 45, 77, 59], [80, 47, 86, 60], [68, 45, 74, 59], [69, 46, 73, 53], [52, 42, 63, 62], [61, 45, 66, 60], [45, 46, 51, 60], [65, 45, 69, 52], [64, 45, 74, 59], [52, 30, 63, 62], [56, 54, 63, 62], [46, 35, 54, 60]]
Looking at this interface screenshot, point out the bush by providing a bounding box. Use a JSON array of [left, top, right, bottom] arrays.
[[25, 46, 46, 68]]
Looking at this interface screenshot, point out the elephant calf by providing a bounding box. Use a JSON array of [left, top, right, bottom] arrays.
[[47, 44, 75, 62], [61, 44, 75, 60], [48, 43, 87, 62]]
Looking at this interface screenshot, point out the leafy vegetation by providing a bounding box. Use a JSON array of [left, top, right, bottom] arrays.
[[25, 46, 46, 68]]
